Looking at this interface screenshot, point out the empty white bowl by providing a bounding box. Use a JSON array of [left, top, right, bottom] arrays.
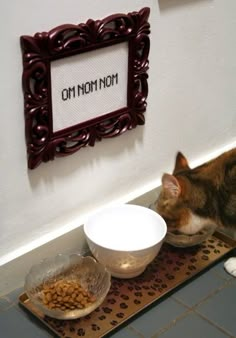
[[83, 204, 167, 278]]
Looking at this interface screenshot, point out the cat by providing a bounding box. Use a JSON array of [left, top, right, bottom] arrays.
[[155, 148, 236, 277]]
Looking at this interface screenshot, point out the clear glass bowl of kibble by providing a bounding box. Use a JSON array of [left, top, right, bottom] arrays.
[[24, 254, 111, 319]]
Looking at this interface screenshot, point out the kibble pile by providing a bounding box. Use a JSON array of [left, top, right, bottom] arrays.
[[40, 279, 96, 311]]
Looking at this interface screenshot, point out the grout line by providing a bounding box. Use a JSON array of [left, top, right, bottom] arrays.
[[171, 276, 234, 310], [125, 273, 236, 338], [150, 309, 192, 338], [106, 323, 145, 338], [169, 295, 192, 310], [151, 278, 236, 337], [191, 278, 235, 309], [210, 269, 233, 281], [126, 325, 145, 338], [193, 311, 234, 338], [150, 304, 234, 338], [209, 261, 234, 282]]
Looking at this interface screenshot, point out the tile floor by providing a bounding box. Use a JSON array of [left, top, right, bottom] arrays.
[[1, 250, 236, 338]]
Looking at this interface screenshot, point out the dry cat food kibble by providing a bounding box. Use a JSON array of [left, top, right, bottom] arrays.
[[40, 279, 96, 311]]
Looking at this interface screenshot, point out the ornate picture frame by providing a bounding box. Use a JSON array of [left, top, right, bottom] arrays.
[[20, 7, 150, 169]]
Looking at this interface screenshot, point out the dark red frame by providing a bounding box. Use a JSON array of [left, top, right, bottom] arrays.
[[20, 7, 150, 169]]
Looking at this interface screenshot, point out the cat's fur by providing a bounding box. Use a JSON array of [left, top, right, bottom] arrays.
[[156, 148, 236, 276]]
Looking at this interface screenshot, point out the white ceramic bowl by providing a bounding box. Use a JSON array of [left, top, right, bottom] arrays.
[[84, 204, 167, 278]]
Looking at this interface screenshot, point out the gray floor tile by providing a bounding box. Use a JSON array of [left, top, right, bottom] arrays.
[[231, 277, 236, 285], [0, 305, 53, 338], [6, 287, 24, 303], [109, 326, 143, 338], [209, 259, 234, 281], [127, 297, 187, 337], [158, 312, 230, 338], [172, 269, 226, 307], [196, 283, 236, 336], [0, 297, 12, 312]]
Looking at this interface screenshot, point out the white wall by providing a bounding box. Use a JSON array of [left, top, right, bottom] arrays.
[[1, 0, 236, 266]]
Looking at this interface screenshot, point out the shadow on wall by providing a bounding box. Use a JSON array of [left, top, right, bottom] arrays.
[[158, 0, 213, 11], [27, 126, 144, 189]]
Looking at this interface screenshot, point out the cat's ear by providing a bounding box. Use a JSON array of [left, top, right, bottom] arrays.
[[162, 173, 181, 197], [173, 151, 190, 173]]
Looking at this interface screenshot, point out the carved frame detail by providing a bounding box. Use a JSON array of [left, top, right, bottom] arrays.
[[20, 7, 150, 169]]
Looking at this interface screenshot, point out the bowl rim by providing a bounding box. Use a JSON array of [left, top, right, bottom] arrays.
[[24, 254, 111, 319], [84, 204, 167, 252], [165, 224, 217, 247]]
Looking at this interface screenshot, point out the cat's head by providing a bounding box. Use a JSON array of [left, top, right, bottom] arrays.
[[156, 152, 210, 235]]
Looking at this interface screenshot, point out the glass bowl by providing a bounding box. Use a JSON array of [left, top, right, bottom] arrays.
[[24, 254, 111, 319], [165, 225, 217, 247], [149, 202, 216, 247]]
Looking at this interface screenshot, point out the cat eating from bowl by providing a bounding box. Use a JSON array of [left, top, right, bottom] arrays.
[[156, 149, 236, 277]]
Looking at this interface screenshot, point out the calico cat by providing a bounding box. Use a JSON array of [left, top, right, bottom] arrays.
[[156, 148, 236, 277]]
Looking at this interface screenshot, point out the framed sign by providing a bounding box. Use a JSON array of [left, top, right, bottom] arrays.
[[20, 7, 150, 169]]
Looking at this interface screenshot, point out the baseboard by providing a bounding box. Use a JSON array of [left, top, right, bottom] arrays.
[[1, 140, 236, 296], [0, 186, 160, 297]]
